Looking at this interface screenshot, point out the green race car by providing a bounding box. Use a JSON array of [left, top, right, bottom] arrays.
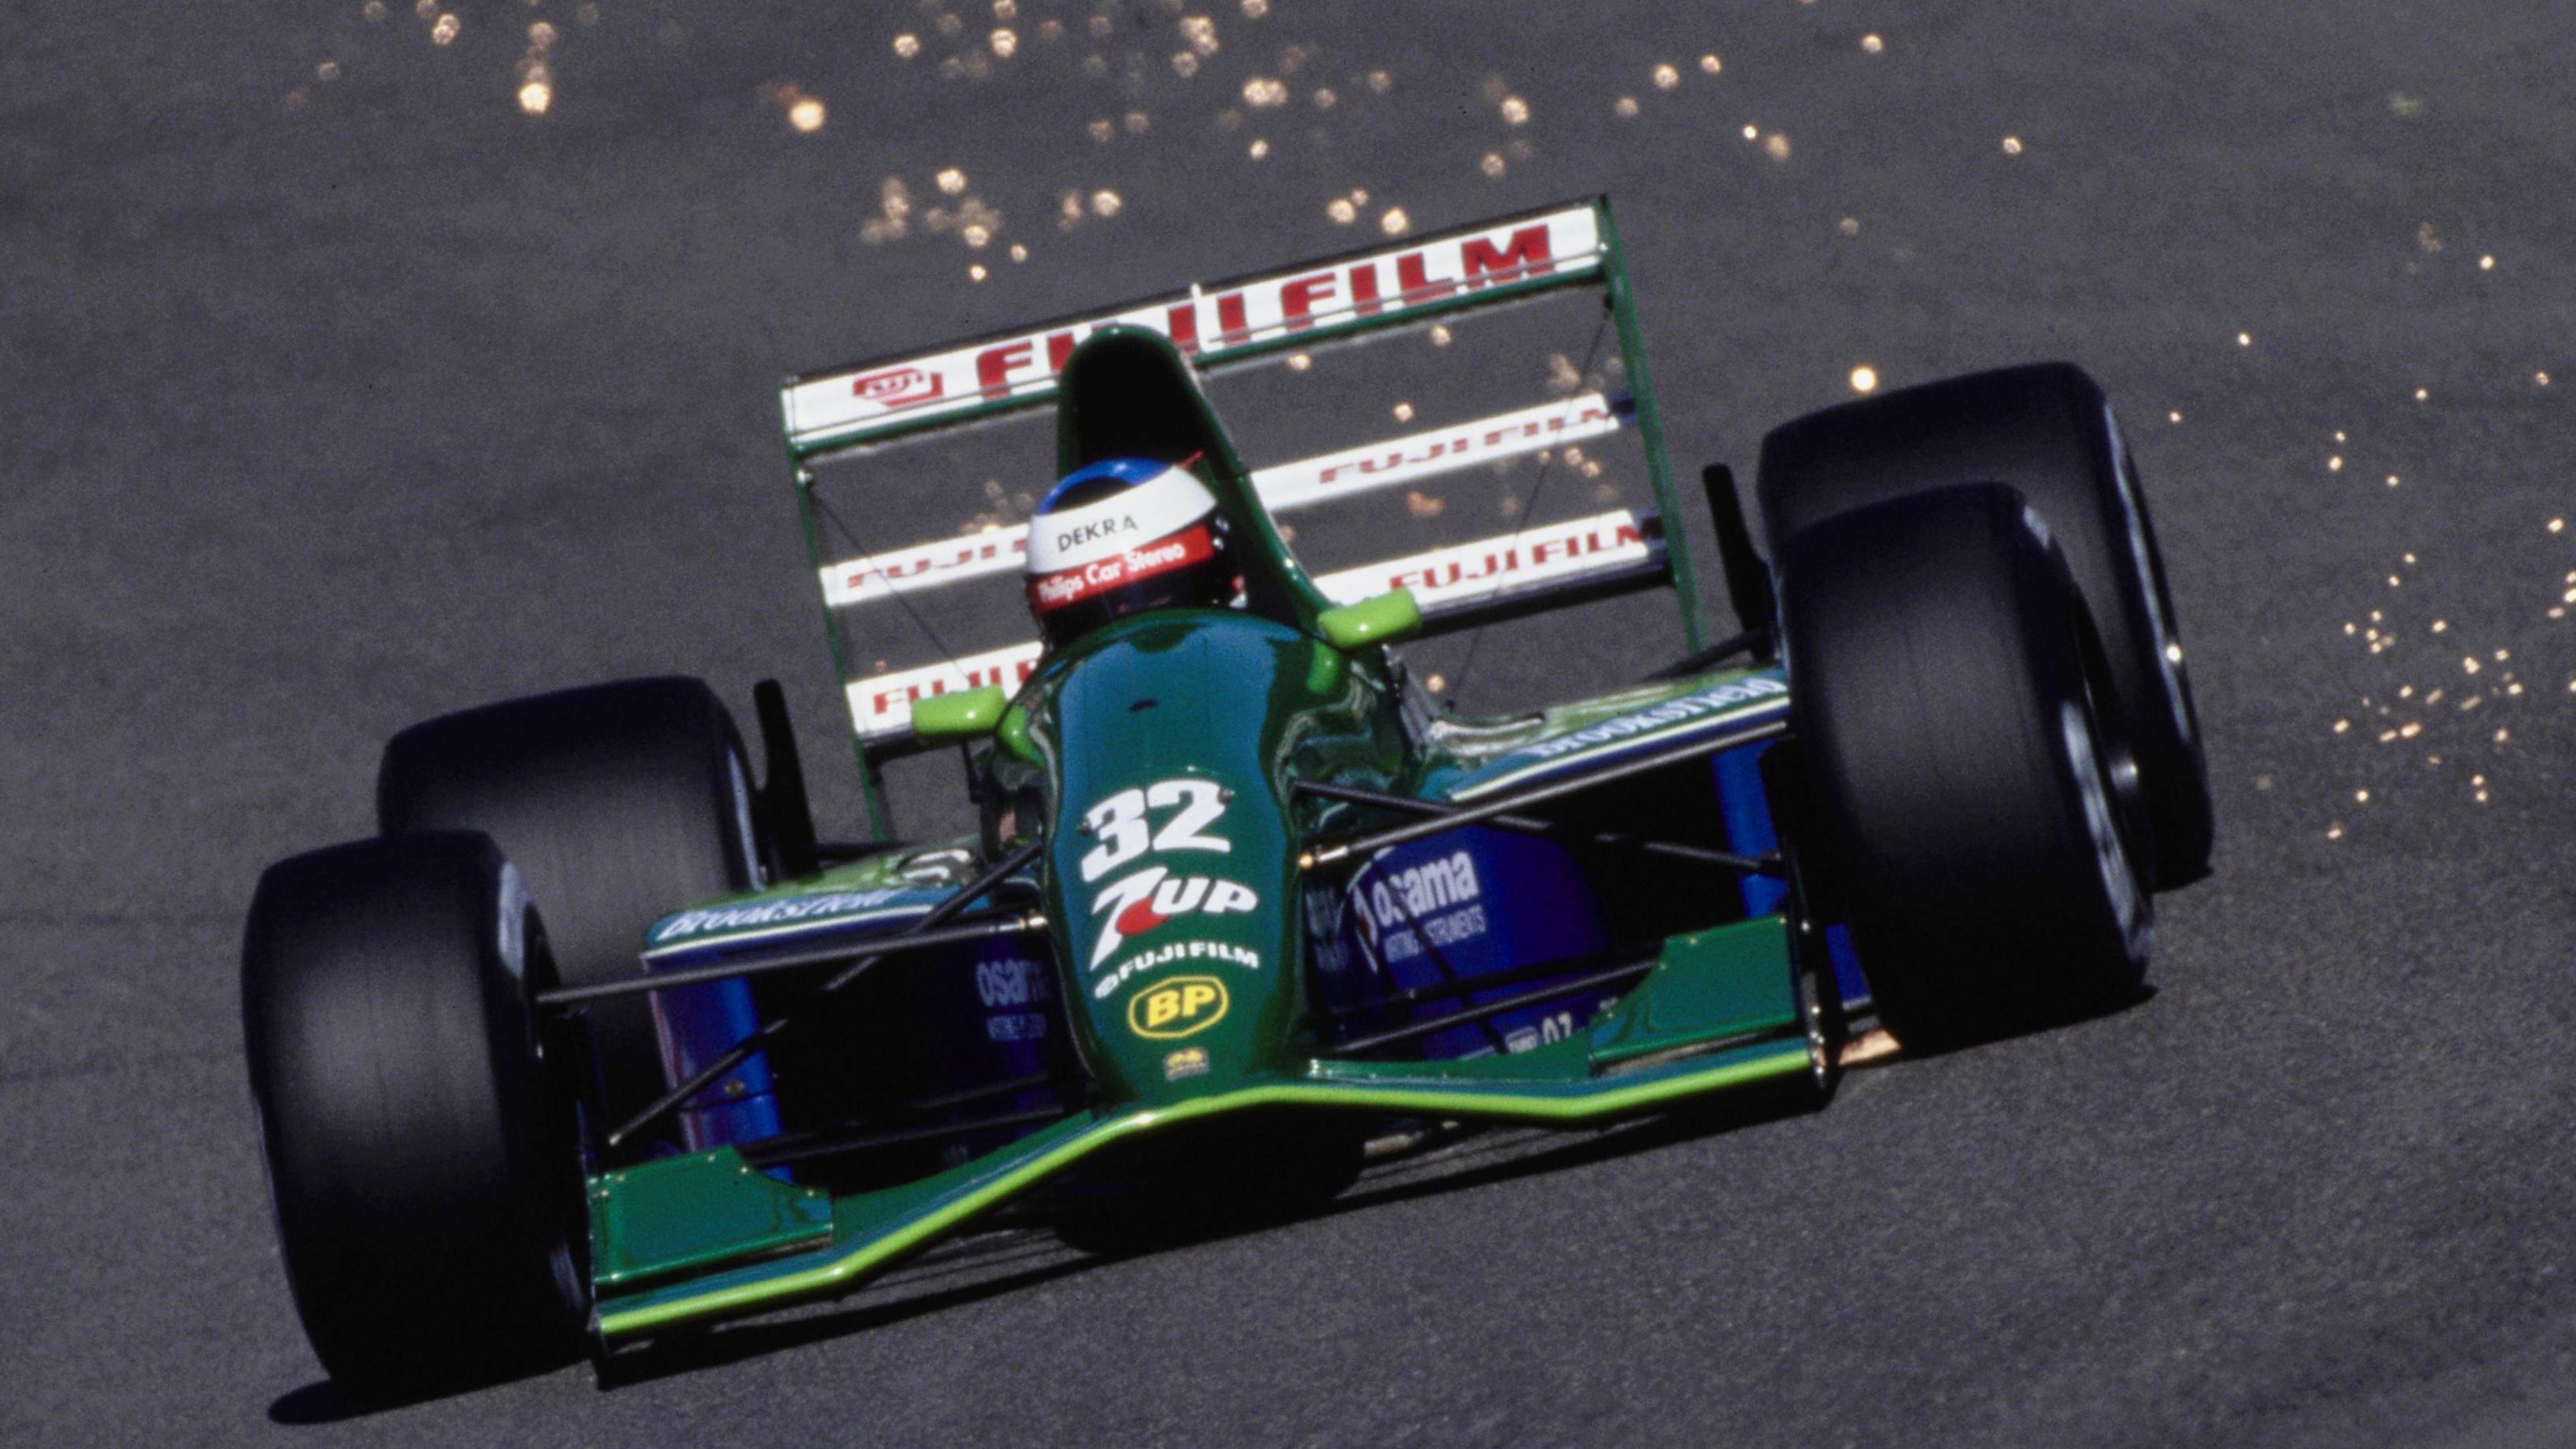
[[241, 199, 2211, 1399]]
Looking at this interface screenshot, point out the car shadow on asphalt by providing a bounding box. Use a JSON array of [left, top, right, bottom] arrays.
[[266, 1382, 378, 1426]]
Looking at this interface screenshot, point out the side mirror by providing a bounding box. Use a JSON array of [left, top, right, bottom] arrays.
[[910, 686, 1007, 744], [1316, 590, 1422, 649]]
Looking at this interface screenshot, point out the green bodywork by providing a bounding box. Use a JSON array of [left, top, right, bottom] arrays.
[[908, 685, 1008, 743], [588, 597, 1805, 1342], [588, 207, 1810, 1344], [592, 917, 1807, 1339], [1316, 590, 1424, 650]]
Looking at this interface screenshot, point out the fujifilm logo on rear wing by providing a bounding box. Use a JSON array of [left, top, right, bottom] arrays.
[[819, 394, 1624, 606], [782, 201, 1605, 456]]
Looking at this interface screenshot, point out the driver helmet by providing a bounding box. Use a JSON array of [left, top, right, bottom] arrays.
[[1024, 457, 1238, 646]]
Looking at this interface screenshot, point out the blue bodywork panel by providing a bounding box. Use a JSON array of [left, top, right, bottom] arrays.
[[1714, 741, 1866, 1004], [635, 669, 1864, 1159], [1313, 825, 1615, 1059]]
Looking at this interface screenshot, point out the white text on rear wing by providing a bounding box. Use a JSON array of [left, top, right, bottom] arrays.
[[844, 508, 1656, 741], [819, 394, 1622, 607]]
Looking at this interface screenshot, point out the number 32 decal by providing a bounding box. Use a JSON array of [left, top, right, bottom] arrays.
[[1078, 778, 1231, 883]]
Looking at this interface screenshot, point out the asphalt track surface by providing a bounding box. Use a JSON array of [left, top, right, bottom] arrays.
[[8, 2, 2576, 1445]]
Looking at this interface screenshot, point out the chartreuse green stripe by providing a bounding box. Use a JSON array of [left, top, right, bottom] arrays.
[[593, 1038, 1810, 1338]]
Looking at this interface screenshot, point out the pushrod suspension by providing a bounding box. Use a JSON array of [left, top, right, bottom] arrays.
[[1298, 718, 1789, 870], [1293, 778, 1750, 869], [1322, 957, 1659, 1057], [605, 832, 1049, 1150], [538, 912, 1045, 1008]]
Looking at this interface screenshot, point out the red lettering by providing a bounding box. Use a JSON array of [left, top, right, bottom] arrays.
[[976, 340, 1034, 400], [1215, 291, 1250, 344], [1462, 225, 1555, 286], [1281, 272, 1337, 331], [1395, 252, 1454, 305], [1348, 262, 1383, 315], [1165, 301, 1200, 354], [852, 366, 942, 405], [1046, 330, 1079, 373]]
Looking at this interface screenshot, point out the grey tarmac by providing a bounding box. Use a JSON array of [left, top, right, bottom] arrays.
[[4, 2, 2573, 1446]]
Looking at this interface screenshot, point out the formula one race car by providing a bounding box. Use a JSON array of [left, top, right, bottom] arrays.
[[241, 199, 2212, 1398]]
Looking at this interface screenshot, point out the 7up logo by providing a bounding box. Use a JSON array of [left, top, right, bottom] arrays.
[[1087, 866, 1258, 968]]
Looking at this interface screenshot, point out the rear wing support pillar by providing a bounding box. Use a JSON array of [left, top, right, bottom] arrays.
[[1595, 203, 1707, 653]]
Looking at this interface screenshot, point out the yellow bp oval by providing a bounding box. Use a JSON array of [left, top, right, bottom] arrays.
[[1127, 975, 1229, 1038]]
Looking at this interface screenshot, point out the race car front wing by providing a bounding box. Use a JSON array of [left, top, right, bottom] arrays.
[[585, 910, 1813, 1342]]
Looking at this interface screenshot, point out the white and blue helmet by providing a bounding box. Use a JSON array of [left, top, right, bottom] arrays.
[[1025, 458, 1236, 645]]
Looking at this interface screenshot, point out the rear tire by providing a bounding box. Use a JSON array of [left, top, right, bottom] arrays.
[[377, 677, 759, 1136], [241, 831, 588, 1400], [1780, 484, 2153, 1049], [1757, 363, 2211, 885]]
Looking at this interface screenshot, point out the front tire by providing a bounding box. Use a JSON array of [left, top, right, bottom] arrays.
[[1757, 363, 2211, 885], [377, 677, 760, 1136], [1781, 484, 2153, 1049], [241, 831, 588, 1399]]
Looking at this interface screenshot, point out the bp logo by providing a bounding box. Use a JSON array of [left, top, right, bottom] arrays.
[[1127, 975, 1229, 1039]]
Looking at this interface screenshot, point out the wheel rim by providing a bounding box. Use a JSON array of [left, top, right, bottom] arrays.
[[2060, 698, 2150, 959], [2102, 405, 2195, 745]]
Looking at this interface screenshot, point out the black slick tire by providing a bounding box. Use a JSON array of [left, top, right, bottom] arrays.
[[1756, 363, 2212, 885], [1780, 484, 2153, 1049], [241, 831, 588, 1400], [377, 677, 759, 1137]]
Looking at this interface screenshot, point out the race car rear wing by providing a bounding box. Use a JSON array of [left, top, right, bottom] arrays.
[[785, 199, 1625, 458], [837, 507, 1671, 742], [780, 197, 1707, 830]]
